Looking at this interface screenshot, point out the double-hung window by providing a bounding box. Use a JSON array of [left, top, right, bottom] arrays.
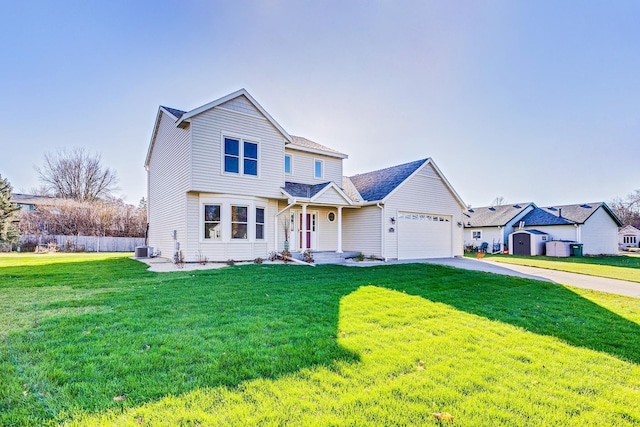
[[256, 207, 265, 240], [204, 205, 221, 239], [231, 206, 248, 239], [224, 137, 258, 176], [472, 231, 482, 239]]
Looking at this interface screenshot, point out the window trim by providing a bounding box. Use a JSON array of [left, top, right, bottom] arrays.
[[255, 207, 265, 240], [221, 133, 260, 177], [284, 154, 292, 175], [203, 204, 222, 240], [230, 205, 249, 240], [314, 158, 324, 179]]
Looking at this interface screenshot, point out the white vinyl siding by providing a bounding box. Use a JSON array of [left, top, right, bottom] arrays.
[[578, 207, 619, 255], [342, 205, 382, 257], [190, 103, 285, 198], [147, 111, 191, 259], [283, 148, 343, 185], [384, 163, 464, 259]]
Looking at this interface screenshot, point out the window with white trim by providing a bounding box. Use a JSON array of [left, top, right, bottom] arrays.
[[284, 154, 292, 174], [256, 207, 265, 240], [472, 231, 482, 239], [204, 205, 221, 239], [624, 236, 637, 244], [314, 159, 323, 179], [224, 137, 258, 176], [231, 206, 248, 239]]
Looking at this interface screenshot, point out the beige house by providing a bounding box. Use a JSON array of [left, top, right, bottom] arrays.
[[145, 89, 466, 262]]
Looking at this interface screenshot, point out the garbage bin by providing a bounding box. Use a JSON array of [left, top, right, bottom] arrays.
[[570, 243, 583, 257]]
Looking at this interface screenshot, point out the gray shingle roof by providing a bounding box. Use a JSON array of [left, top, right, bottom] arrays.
[[464, 203, 533, 227], [282, 182, 332, 198], [289, 135, 347, 156], [161, 106, 186, 119], [518, 202, 623, 227], [349, 159, 428, 202], [518, 208, 574, 226]]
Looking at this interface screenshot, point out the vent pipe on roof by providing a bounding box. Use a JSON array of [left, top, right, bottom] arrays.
[[558, 208, 562, 218], [519, 221, 524, 229]]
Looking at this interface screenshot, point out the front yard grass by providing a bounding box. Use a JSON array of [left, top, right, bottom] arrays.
[[481, 254, 640, 283], [1, 253, 639, 426]]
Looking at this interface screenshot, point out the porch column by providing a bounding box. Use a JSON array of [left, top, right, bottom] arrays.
[[301, 204, 307, 251], [336, 206, 343, 253]]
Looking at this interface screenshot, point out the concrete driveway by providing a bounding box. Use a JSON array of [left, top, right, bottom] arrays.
[[412, 257, 640, 298]]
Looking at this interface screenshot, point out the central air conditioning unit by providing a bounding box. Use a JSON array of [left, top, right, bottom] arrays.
[[135, 246, 153, 258]]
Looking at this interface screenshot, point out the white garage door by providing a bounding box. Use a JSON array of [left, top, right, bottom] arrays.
[[398, 212, 452, 259]]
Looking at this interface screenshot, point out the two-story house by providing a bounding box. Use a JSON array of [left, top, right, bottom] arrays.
[[145, 89, 466, 263]]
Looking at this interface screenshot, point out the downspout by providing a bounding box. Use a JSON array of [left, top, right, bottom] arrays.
[[377, 203, 385, 261]]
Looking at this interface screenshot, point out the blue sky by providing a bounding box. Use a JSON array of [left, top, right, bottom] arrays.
[[1, 1, 638, 207]]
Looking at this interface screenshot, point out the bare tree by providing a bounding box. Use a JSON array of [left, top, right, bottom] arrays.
[[491, 196, 507, 206], [36, 148, 118, 202], [610, 189, 640, 228]]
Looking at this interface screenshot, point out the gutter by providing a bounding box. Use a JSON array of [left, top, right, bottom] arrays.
[[377, 203, 386, 261]]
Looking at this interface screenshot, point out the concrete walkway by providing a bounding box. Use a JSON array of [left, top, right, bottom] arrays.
[[413, 257, 640, 299]]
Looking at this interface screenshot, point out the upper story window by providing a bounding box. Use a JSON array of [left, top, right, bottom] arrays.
[[314, 159, 323, 179], [284, 154, 292, 174], [224, 137, 258, 176]]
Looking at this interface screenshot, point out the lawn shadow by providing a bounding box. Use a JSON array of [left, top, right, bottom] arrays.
[[365, 263, 640, 365], [4, 263, 361, 421]]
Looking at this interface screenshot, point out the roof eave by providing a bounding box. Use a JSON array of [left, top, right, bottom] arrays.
[[286, 144, 348, 159]]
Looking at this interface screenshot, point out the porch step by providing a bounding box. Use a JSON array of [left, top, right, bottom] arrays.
[[290, 251, 360, 265]]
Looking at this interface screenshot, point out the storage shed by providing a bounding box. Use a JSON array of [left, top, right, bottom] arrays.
[[509, 229, 549, 256], [545, 240, 572, 257]]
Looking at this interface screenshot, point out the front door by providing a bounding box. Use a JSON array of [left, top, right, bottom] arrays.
[[292, 211, 317, 250]]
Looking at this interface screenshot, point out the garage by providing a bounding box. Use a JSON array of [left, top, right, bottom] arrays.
[[398, 211, 452, 259]]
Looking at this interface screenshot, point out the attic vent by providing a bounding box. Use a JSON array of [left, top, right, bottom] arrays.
[[468, 209, 475, 213], [489, 207, 496, 211], [513, 204, 521, 209], [580, 204, 592, 209], [548, 207, 557, 211]]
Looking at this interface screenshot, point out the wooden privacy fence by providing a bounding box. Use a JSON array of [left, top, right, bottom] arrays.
[[21, 234, 145, 252]]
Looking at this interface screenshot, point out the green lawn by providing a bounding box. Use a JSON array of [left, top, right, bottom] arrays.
[[479, 254, 640, 283], [1, 253, 639, 426]]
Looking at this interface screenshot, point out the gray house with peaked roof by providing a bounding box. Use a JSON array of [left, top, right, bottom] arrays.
[[145, 89, 466, 262], [517, 203, 622, 255], [463, 203, 536, 252]]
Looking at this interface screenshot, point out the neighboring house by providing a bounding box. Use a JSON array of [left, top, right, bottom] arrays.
[[145, 88, 466, 262], [463, 203, 535, 252], [619, 225, 640, 249], [516, 203, 622, 255], [11, 193, 59, 211]]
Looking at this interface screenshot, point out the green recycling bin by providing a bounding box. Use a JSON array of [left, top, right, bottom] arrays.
[[570, 243, 583, 257]]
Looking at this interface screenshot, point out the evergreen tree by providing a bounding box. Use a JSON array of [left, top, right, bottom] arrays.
[[0, 174, 20, 246]]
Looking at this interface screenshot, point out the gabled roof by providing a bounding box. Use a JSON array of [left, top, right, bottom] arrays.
[[619, 224, 640, 234], [175, 89, 292, 142], [464, 203, 534, 227], [281, 181, 353, 206], [160, 106, 186, 120], [282, 182, 333, 198], [11, 193, 60, 206], [146, 89, 292, 168], [349, 159, 428, 202], [518, 202, 623, 227]]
